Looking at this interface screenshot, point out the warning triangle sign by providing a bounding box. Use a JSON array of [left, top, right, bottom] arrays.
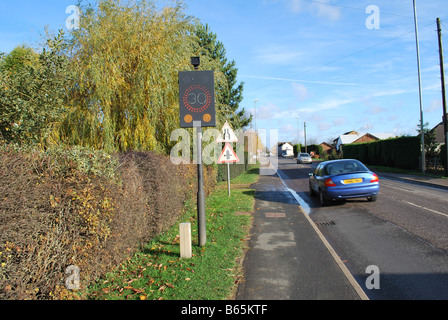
[[218, 143, 239, 164], [216, 121, 238, 143]]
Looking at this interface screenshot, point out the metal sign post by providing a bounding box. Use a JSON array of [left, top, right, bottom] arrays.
[[194, 121, 206, 246]]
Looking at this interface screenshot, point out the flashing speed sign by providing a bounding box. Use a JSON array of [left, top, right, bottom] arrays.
[[179, 70, 216, 128]]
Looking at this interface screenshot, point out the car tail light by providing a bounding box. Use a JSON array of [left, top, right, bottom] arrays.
[[324, 178, 336, 187], [370, 174, 379, 183]]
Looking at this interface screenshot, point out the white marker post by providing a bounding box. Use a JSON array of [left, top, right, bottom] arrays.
[[179, 223, 192, 259]]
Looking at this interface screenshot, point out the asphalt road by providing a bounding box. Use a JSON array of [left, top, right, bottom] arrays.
[[273, 157, 448, 300]]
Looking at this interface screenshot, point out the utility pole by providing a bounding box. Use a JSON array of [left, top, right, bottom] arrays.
[[254, 99, 259, 163], [413, 0, 426, 173], [296, 116, 300, 154], [304, 122, 307, 154], [437, 18, 448, 177]]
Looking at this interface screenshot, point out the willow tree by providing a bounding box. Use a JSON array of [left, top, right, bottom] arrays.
[[61, 0, 198, 153]]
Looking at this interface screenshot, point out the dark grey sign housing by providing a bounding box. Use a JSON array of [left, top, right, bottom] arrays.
[[178, 70, 216, 128]]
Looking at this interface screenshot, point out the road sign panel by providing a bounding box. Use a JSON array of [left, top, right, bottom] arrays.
[[216, 121, 238, 143], [179, 70, 216, 128], [218, 143, 239, 163]]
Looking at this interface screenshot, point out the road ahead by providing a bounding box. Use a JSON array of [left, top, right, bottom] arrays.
[[272, 157, 448, 300]]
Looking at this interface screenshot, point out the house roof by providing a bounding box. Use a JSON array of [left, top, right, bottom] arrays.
[[336, 132, 397, 150], [278, 142, 293, 147], [279, 142, 293, 150], [370, 133, 396, 140], [338, 133, 364, 145], [431, 121, 446, 144], [320, 142, 334, 148]]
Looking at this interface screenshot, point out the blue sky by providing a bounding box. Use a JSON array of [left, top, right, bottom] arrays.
[[1, 0, 447, 146]]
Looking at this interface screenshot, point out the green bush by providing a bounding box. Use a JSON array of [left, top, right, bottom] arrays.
[[300, 144, 323, 156], [293, 144, 300, 157]]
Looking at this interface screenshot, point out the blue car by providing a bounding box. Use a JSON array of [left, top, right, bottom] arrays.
[[309, 159, 379, 206]]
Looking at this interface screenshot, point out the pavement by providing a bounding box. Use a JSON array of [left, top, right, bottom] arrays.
[[235, 168, 368, 300]]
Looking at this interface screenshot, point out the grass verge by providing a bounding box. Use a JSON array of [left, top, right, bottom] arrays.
[[87, 165, 259, 300]]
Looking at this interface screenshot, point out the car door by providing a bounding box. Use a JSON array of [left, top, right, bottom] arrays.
[[310, 163, 322, 192]]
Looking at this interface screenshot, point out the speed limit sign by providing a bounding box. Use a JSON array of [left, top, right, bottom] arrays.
[[178, 70, 216, 128]]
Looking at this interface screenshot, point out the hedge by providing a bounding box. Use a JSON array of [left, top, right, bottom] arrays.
[[216, 151, 249, 181], [300, 144, 323, 156], [0, 144, 216, 300], [342, 136, 421, 170]]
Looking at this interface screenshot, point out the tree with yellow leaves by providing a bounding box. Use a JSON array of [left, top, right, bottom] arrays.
[[60, 0, 232, 153]]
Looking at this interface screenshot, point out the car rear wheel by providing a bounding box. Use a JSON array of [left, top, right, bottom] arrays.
[[367, 195, 377, 202], [319, 189, 329, 206], [309, 183, 316, 196]]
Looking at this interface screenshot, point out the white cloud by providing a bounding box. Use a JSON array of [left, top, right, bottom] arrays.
[[425, 99, 442, 113], [333, 117, 346, 127], [298, 97, 355, 113], [312, 0, 340, 21], [288, 0, 303, 13], [287, 0, 341, 21], [239, 74, 360, 86], [292, 82, 308, 100], [318, 121, 332, 132], [358, 122, 374, 132], [372, 106, 386, 115], [255, 102, 281, 120], [254, 45, 304, 65]]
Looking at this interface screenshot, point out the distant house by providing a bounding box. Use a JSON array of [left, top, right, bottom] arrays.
[[431, 119, 446, 145], [320, 142, 336, 155], [430, 119, 447, 157], [334, 131, 396, 151], [277, 142, 294, 157]]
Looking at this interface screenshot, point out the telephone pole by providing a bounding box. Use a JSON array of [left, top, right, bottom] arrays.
[[304, 122, 307, 154], [254, 99, 259, 162], [437, 18, 448, 176], [413, 0, 426, 173]]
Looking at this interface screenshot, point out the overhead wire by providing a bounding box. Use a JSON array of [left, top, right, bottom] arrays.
[[243, 17, 439, 94], [299, 0, 437, 22]]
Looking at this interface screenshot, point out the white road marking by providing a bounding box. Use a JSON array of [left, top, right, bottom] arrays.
[[276, 170, 311, 214], [401, 200, 448, 219], [380, 181, 416, 192]]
